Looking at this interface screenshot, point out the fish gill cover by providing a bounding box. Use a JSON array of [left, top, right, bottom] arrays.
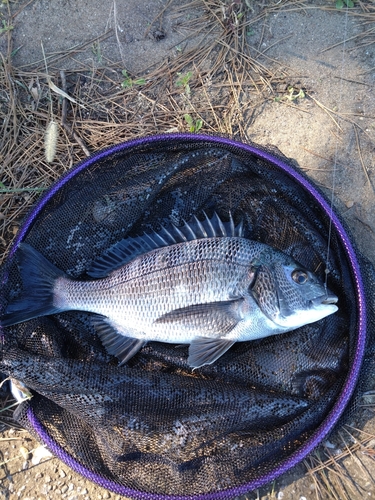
[[0, 135, 372, 499]]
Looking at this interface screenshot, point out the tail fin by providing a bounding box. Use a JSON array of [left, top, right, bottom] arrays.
[[1, 243, 67, 327]]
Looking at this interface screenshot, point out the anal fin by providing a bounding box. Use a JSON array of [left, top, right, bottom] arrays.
[[91, 316, 146, 365]]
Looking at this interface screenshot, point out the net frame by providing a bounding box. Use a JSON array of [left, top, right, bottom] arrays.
[[0, 133, 367, 499]]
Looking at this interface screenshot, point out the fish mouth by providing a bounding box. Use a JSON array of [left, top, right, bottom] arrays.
[[311, 293, 338, 307], [322, 296, 338, 305]]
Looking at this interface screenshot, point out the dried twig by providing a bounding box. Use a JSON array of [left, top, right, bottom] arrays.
[[60, 70, 90, 157]]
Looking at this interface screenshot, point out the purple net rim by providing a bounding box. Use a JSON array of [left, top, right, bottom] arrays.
[[12, 133, 364, 500]]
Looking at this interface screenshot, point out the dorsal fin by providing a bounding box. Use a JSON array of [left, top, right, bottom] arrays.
[[86, 235, 158, 278], [87, 212, 243, 278]]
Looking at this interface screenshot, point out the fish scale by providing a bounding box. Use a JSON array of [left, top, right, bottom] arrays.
[[61, 248, 246, 318]]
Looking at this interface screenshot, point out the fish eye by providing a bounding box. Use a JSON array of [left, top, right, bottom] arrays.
[[292, 269, 308, 285]]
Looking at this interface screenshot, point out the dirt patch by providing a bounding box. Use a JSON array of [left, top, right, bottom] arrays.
[[0, 1, 375, 499]]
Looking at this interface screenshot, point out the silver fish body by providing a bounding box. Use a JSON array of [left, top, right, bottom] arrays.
[[2, 214, 338, 368], [57, 237, 277, 340]]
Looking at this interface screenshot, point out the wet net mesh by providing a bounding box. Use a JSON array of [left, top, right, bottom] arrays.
[[0, 135, 373, 498]]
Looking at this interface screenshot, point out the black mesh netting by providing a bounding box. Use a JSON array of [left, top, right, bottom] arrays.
[[0, 134, 374, 499]]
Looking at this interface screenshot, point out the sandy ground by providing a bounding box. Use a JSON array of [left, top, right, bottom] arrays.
[[0, 0, 375, 499]]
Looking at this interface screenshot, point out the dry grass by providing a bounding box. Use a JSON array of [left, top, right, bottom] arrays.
[[0, 0, 293, 265], [1, 4, 374, 262], [304, 424, 375, 500], [3, 0, 373, 263]]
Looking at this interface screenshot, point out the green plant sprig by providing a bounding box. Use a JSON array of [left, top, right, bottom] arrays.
[[184, 114, 202, 133], [121, 70, 146, 89], [0, 19, 13, 34], [336, 0, 355, 8], [0, 181, 46, 193], [176, 72, 193, 96], [274, 87, 305, 103]]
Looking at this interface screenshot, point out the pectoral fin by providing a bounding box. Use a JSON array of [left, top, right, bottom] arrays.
[[188, 337, 235, 368], [154, 300, 243, 334], [91, 316, 146, 365]]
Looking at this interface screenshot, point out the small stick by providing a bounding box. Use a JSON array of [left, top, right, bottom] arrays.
[[353, 124, 370, 184], [306, 93, 343, 131], [144, 0, 174, 37], [60, 70, 90, 157]]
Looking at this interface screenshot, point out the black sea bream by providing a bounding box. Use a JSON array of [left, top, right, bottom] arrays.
[[1, 214, 338, 368]]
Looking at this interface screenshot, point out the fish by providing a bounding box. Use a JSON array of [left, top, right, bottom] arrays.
[[1, 213, 338, 368]]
